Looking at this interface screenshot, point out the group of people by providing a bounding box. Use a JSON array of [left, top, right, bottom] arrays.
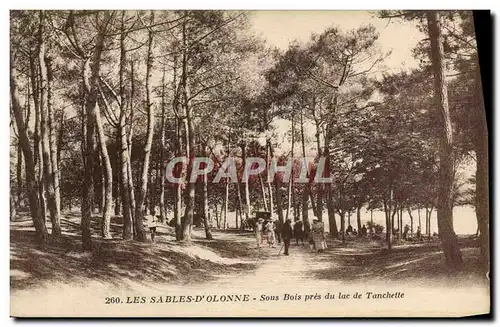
[[345, 224, 369, 237], [254, 217, 327, 256]]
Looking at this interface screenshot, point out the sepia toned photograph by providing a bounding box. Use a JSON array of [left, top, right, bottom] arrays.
[[9, 9, 490, 318]]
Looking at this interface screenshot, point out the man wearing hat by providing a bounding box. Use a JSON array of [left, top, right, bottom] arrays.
[[281, 219, 293, 255]]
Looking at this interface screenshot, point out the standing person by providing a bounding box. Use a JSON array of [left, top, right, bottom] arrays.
[[361, 224, 367, 237], [312, 218, 326, 253], [293, 220, 304, 245], [255, 218, 264, 248], [416, 226, 421, 240], [265, 219, 276, 248], [403, 224, 410, 240], [281, 219, 293, 256], [143, 207, 158, 242]]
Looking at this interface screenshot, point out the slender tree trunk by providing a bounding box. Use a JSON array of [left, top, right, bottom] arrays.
[[114, 130, 121, 217], [324, 124, 337, 238], [266, 141, 274, 215], [299, 108, 318, 218], [235, 176, 243, 229], [159, 65, 167, 223], [269, 139, 284, 225], [385, 186, 393, 250], [241, 141, 251, 221], [94, 101, 113, 239], [408, 207, 414, 234], [286, 115, 295, 221], [46, 55, 62, 228], [202, 146, 212, 240], [80, 11, 111, 248], [135, 11, 155, 242], [259, 172, 268, 211], [356, 205, 362, 236], [17, 143, 23, 209], [38, 12, 61, 236], [118, 12, 133, 240], [418, 207, 421, 230], [314, 116, 323, 221], [339, 210, 345, 243], [30, 50, 47, 223], [427, 10, 463, 269], [473, 54, 489, 271], [11, 62, 48, 244]]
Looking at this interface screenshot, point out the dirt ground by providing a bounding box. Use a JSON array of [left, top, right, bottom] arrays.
[[11, 212, 488, 292]]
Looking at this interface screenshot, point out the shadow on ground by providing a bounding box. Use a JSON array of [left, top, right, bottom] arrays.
[[309, 236, 487, 287], [10, 212, 258, 292]]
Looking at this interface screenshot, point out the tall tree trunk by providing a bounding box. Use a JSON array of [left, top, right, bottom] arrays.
[[384, 186, 393, 250], [174, 118, 183, 239], [17, 143, 23, 209], [235, 176, 243, 229], [427, 11, 463, 269], [339, 210, 345, 243], [38, 12, 61, 236], [81, 11, 112, 247], [241, 141, 251, 221], [286, 115, 295, 221], [324, 123, 338, 238], [159, 65, 167, 223], [114, 130, 121, 217], [118, 11, 133, 240], [11, 61, 48, 244], [266, 140, 274, 215], [46, 55, 62, 228], [408, 207, 414, 234], [223, 130, 230, 230], [313, 116, 323, 221], [418, 207, 421, 230], [259, 172, 268, 211], [95, 102, 113, 239], [29, 47, 47, 225], [126, 66, 136, 237], [202, 145, 213, 239], [214, 203, 220, 229], [299, 108, 318, 218], [135, 11, 155, 242], [473, 54, 489, 271], [269, 139, 284, 225], [356, 205, 362, 236]]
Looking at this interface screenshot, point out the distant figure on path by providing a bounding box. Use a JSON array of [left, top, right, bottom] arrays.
[[416, 226, 422, 241], [265, 220, 276, 248], [143, 211, 158, 242], [346, 224, 353, 235], [255, 218, 264, 248], [403, 224, 410, 240], [293, 220, 304, 245], [311, 218, 326, 253], [281, 219, 293, 255], [361, 224, 367, 237]]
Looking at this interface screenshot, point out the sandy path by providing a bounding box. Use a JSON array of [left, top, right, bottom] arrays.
[[10, 232, 489, 317]]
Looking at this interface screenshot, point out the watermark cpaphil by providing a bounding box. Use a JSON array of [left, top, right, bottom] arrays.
[[164, 156, 338, 184]]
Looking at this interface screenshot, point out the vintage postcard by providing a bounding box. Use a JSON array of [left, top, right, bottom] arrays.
[[10, 10, 490, 317]]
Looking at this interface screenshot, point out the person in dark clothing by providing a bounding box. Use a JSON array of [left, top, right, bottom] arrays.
[[361, 224, 367, 237], [346, 225, 353, 235], [293, 220, 304, 245], [281, 219, 293, 255]]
